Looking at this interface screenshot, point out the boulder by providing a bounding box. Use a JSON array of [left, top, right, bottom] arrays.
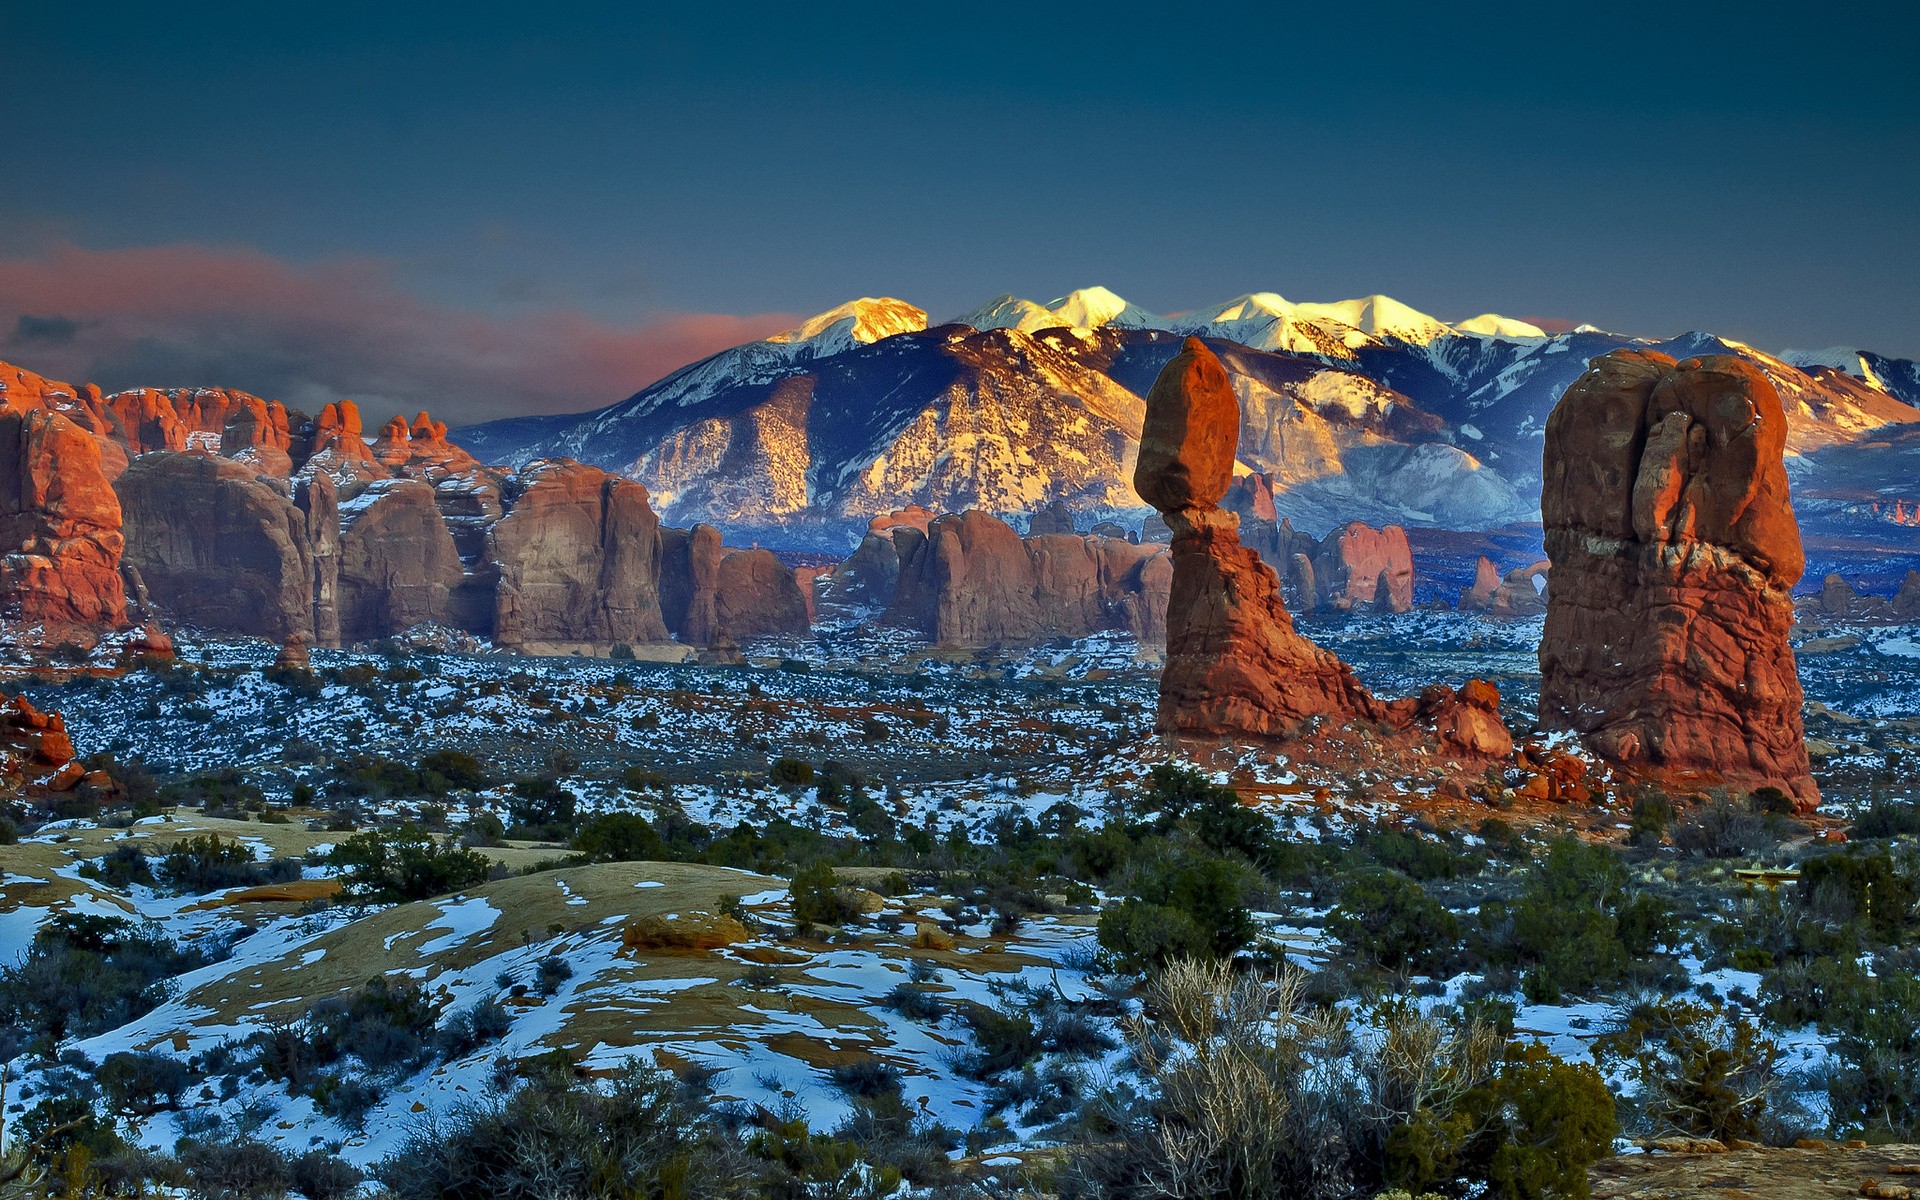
[[488, 460, 669, 649], [1419, 679, 1514, 759], [336, 479, 466, 640], [1540, 351, 1817, 811], [115, 452, 316, 642], [1135, 340, 1386, 739], [0, 409, 130, 642]]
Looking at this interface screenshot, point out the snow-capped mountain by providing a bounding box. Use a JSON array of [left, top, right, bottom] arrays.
[[452, 289, 1920, 548]]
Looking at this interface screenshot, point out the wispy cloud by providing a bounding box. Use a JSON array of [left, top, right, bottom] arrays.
[[0, 242, 799, 426]]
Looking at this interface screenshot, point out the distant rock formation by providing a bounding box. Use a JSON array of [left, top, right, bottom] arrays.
[[0, 695, 84, 797], [0, 409, 130, 644], [1459, 556, 1502, 611], [659, 524, 809, 644], [1027, 498, 1077, 536], [1136, 339, 1386, 738], [846, 508, 1169, 647], [1312, 521, 1414, 613], [488, 460, 669, 651], [1896, 570, 1920, 620], [1540, 350, 1816, 811], [116, 453, 318, 643], [337, 480, 466, 640]]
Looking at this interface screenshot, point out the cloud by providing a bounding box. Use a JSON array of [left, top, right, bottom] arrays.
[[0, 243, 800, 427], [1520, 316, 1582, 335]]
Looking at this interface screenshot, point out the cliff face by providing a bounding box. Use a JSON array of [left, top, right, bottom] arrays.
[[0, 409, 129, 642], [1540, 351, 1816, 811]]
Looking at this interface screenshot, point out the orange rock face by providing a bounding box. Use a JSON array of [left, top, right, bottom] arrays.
[[0, 409, 130, 642], [1313, 521, 1414, 613], [1540, 350, 1817, 811], [1137, 340, 1387, 739]]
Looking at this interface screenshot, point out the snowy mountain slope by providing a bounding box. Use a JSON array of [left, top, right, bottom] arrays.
[[452, 288, 1920, 545]]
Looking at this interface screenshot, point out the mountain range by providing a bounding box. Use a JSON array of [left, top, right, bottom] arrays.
[[452, 287, 1920, 550]]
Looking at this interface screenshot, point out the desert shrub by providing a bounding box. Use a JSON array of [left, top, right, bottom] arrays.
[[435, 998, 514, 1059], [1478, 837, 1673, 1003], [789, 862, 861, 928], [160, 767, 265, 814], [770, 757, 815, 787], [312, 1071, 384, 1129], [958, 1004, 1041, 1080], [1628, 790, 1677, 846], [92, 841, 157, 888], [1063, 958, 1614, 1200], [827, 1056, 902, 1099], [1853, 799, 1920, 839], [419, 749, 487, 792], [883, 982, 945, 1022], [176, 1136, 295, 1200], [1595, 997, 1779, 1142], [1362, 828, 1481, 880], [1328, 868, 1461, 975], [505, 776, 578, 838], [1133, 764, 1278, 869], [97, 1049, 197, 1117], [572, 812, 664, 862], [1817, 966, 1920, 1139], [159, 834, 300, 893], [289, 1150, 366, 1200], [1096, 846, 1258, 974], [375, 1061, 733, 1200], [0, 913, 204, 1054], [330, 825, 493, 903], [1797, 849, 1917, 943], [1673, 795, 1779, 859], [535, 955, 574, 996]]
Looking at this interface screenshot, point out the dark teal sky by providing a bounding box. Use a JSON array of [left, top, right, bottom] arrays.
[[2, 1, 1916, 420]]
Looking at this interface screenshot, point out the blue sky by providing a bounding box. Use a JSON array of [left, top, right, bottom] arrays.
[[2, 1, 1915, 421]]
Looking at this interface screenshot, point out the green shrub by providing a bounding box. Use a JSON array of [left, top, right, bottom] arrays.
[[1595, 997, 1778, 1142], [1096, 846, 1257, 974], [572, 812, 664, 862], [159, 834, 300, 893], [770, 757, 815, 787], [1328, 868, 1461, 975], [331, 826, 494, 904], [789, 862, 860, 928]]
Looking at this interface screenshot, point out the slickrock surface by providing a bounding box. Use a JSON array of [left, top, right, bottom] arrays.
[[1541, 350, 1817, 811]]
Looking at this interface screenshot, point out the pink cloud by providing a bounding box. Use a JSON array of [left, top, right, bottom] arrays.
[[0, 242, 799, 427], [1520, 315, 1583, 335]]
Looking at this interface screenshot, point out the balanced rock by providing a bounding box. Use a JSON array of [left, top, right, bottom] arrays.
[[1540, 350, 1817, 811], [1136, 339, 1385, 739], [0, 409, 130, 643]]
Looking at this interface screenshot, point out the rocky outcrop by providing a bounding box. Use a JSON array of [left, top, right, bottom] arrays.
[[1895, 570, 1920, 620], [489, 461, 668, 650], [1027, 498, 1077, 536], [1459, 556, 1502, 611], [708, 548, 811, 641], [115, 453, 315, 642], [337, 480, 466, 640], [293, 474, 341, 647], [889, 511, 1045, 646], [0, 695, 83, 797], [1138, 339, 1386, 738], [1540, 350, 1816, 810], [220, 396, 297, 476], [371, 412, 479, 474], [1492, 561, 1550, 617], [0, 409, 130, 643], [1312, 521, 1414, 613]]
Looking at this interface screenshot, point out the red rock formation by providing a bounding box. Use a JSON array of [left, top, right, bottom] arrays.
[[220, 396, 297, 476], [300, 401, 378, 470], [1138, 339, 1386, 738], [0, 695, 83, 796], [1459, 556, 1502, 611], [1894, 569, 1920, 620], [869, 505, 935, 536], [0, 409, 130, 643], [273, 636, 312, 672], [337, 480, 466, 639], [1313, 521, 1414, 613], [293, 474, 342, 647], [819, 530, 902, 614], [115, 452, 316, 642], [1491, 561, 1549, 617], [659, 526, 810, 645], [371, 411, 479, 473], [1540, 350, 1816, 811], [1420, 679, 1514, 759], [488, 460, 668, 650], [888, 511, 1045, 646]]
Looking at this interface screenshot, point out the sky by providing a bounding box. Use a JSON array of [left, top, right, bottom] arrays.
[[2, 1, 1916, 426]]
